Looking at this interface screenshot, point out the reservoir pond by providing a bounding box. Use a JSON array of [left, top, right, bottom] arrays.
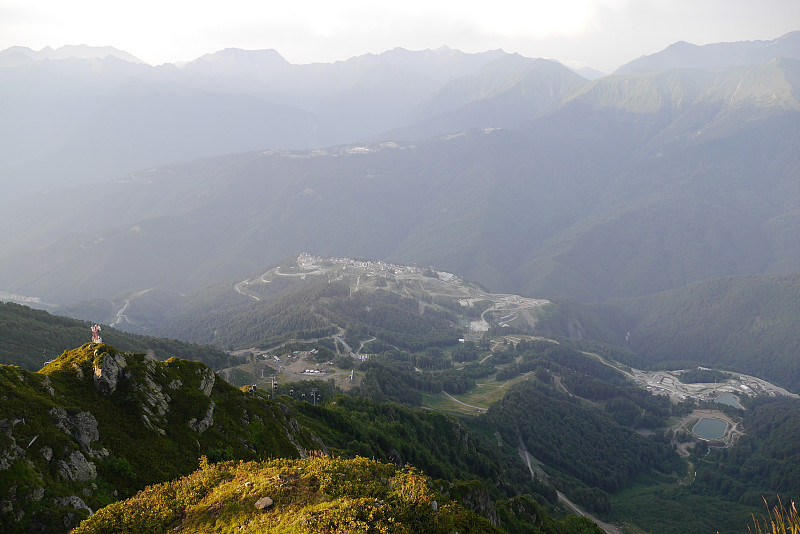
[[714, 393, 743, 409], [693, 417, 728, 440]]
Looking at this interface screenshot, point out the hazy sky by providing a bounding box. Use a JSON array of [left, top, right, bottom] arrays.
[[2, 0, 798, 72]]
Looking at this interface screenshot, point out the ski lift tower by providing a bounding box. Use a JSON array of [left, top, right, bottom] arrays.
[[91, 325, 102, 344]]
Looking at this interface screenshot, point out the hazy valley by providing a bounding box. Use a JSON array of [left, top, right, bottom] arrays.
[[2, 31, 800, 533]]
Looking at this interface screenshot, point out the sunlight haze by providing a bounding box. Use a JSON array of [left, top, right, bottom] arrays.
[[2, 0, 798, 71]]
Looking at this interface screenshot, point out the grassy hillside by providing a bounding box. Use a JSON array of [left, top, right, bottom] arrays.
[[0, 343, 313, 533], [3, 333, 798, 533], [72, 456, 500, 534], [72, 455, 603, 534], [0, 341, 607, 533]]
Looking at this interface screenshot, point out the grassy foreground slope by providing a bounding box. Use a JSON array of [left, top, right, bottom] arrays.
[[73, 456, 501, 534], [73, 455, 602, 534]]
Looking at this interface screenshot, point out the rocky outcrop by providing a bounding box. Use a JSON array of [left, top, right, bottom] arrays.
[[276, 406, 312, 459], [0, 419, 25, 471], [41, 375, 55, 396], [70, 412, 100, 454], [188, 401, 216, 434], [53, 495, 93, 515], [198, 368, 216, 396], [254, 496, 273, 510], [57, 450, 97, 482], [139, 374, 170, 418], [49, 408, 108, 458], [447, 480, 499, 527], [2, 343, 319, 534], [92, 349, 128, 396]]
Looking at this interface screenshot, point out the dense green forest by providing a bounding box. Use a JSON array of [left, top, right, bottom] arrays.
[[328, 290, 461, 351], [293, 395, 556, 505], [160, 281, 344, 349], [486, 380, 682, 514], [134, 277, 463, 353], [607, 398, 800, 534]]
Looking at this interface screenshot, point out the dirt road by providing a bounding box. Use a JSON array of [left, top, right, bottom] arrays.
[[518, 440, 620, 534]]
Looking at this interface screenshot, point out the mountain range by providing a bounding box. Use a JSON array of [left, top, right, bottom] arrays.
[[2, 31, 798, 202], [1, 36, 799, 305], [614, 30, 800, 74]]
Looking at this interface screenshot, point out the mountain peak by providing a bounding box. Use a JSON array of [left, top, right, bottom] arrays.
[[48, 45, 143, 63], [181, 48, 290, 74]]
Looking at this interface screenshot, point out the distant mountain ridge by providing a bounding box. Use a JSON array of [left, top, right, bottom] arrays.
[[386, 55, 587, 140], [0, 44, 143, 66], [1, 30, 795, 203], [0, 45, 518, 201], [615, 30, 800, 74]]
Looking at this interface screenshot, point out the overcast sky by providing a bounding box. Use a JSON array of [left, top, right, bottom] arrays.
[[2, 0, 798, 72]]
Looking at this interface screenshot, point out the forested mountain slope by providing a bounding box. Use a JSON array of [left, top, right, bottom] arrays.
[[619, 274, 800, 391], [2, 59, 799, 304]]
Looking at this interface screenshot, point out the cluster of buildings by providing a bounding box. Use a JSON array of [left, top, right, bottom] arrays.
[[297, 253, 424, 276]]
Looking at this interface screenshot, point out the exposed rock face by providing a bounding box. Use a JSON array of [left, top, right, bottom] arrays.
[[41, 375, 55, 396], [31, 486, 45, 502], [198, 368, 216, 396], [139, 374, 170, 418], [0, 439, 25, 471], [133, 360, 172, 435], [71, 412, 99, 452], [188, 401, 216, 434], [2, 343, 323, 534], [57, 450, 97, 482], [458, 482, 499, 527], [53, 495, 93, 515], [0, 419, 26, 470], [49, 408, 108, 458], [92, 349, 128, 396]]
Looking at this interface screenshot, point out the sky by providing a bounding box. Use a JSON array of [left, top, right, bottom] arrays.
[[2, 0, 798, 73]]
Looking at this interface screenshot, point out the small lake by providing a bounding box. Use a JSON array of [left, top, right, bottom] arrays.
[[693, 417, 729, 440], [714, 393, 744, 409]]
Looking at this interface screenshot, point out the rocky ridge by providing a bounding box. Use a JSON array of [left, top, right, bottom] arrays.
[[0, 343, 315, 533]]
